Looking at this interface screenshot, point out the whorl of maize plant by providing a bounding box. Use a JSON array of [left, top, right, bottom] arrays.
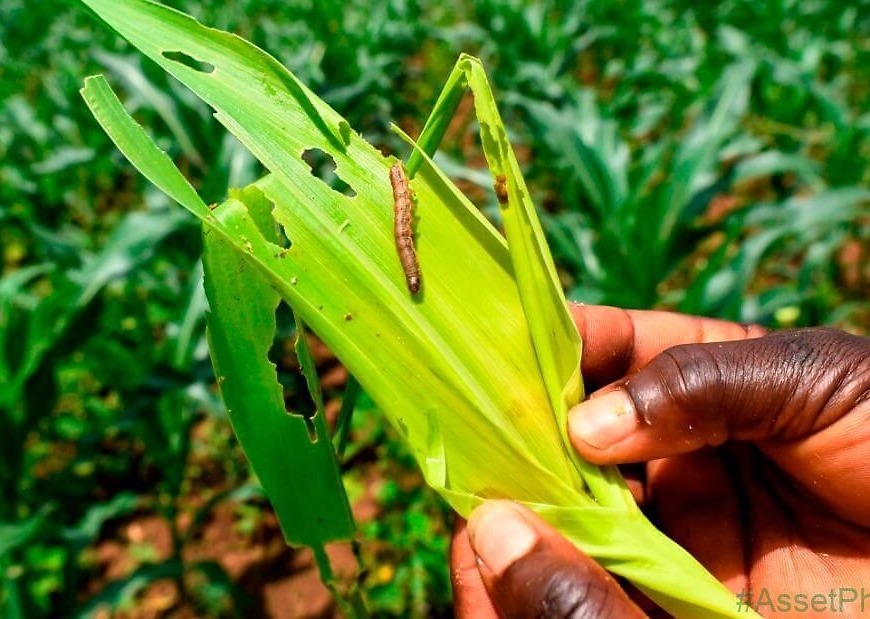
[[80, 0, 757, 616]]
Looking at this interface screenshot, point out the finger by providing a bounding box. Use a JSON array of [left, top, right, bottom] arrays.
[[568, 303, 766, 390], [451, 519, 499, 619], [620, 463, 648, 507], [568, 327, 870, 464], [467, 501, 646, 619], [646, 451, 748, 592]]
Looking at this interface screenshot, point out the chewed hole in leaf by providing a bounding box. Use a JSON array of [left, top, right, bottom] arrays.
[[269, 304, 317, 441], [273, 216, 292, 250], [238, 189, 292, 250], [161, 50, 215, 74], [301, 147, 357, 198]]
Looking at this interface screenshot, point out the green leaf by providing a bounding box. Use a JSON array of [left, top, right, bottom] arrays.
[[202, 188, 355, 548], [0, 505, 54, 559], [405, 54, 629, 506], [61, 494, 139, 547]]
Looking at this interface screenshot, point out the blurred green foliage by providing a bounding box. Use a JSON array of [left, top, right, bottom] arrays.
[[1, 0, 868, 616]]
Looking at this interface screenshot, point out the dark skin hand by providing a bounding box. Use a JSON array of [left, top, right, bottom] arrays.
[[452, 304, 870, 618]]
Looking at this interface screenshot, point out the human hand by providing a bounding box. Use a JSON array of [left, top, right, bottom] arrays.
[[452, 305, 870, 617]]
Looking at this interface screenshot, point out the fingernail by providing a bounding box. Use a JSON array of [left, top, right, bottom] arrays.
[[467, 502, 537, 575], [569, 390, 638, 449]]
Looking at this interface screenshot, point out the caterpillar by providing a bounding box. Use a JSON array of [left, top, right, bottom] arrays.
[[389, 163, 421, 294], [494, 173, 508, 204]]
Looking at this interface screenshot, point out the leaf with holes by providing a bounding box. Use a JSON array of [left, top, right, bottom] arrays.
[[80, 0, 758, 616]]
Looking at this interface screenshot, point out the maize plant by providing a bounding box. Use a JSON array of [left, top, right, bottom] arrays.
[[80, 0, 758, 616]]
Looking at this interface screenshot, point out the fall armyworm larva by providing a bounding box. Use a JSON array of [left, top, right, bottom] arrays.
[[389, 163, 421, 294]]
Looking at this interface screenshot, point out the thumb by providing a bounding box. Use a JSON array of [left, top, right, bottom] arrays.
[[568, 327, 870, 463], [467, 501, 645, 618]]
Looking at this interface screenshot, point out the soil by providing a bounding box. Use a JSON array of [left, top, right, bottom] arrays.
[[87, 504, 360, 618]]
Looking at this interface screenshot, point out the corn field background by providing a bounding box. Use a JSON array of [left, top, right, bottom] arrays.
[[1, 0, 869, 616]]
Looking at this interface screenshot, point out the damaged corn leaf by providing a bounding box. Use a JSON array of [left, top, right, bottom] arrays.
[[80, 0, 757, 616], [86, 74, 364, 610]]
